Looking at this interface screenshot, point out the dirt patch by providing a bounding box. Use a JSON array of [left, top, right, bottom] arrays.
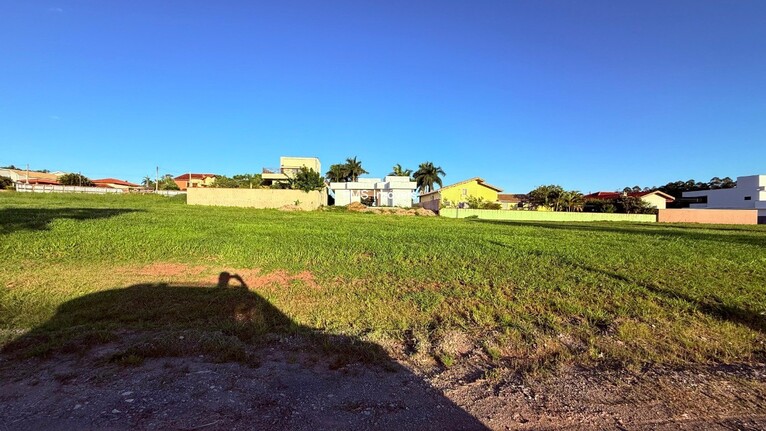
[[345, 203, 436, 217], [1, 341, 764, 430], [219, 268, 319, 290], [117, 264, 319, 290], [346, 202, 368, 212], [121, 263, 207, 278]]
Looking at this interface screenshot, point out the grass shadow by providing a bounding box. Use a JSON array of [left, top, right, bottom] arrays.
[[0, 207, 141, 234], [472, 219, 766, 248], [1, 274, 488, 429], [487, 239, 765, 335]]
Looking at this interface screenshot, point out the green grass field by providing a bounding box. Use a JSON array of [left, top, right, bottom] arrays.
[[1, 192, 764, 371]]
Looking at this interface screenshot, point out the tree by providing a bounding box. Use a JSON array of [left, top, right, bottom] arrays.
[[389, 164, 412, 178], [158, 174, 180, 190], [559, 190, 584, 212], [617, 195, 654, 214], [142, 176, 155, 189], [59, 173, 94, 187], [325, 164, 349, 182], [213, 173, 263, 189], [413, 162, 446, 193], [289, 167, 325, 192], [0, 176, 12, 189], [344, 157, 368, 182], [0, 165, 18, 170], [527, 185, 564, 210]]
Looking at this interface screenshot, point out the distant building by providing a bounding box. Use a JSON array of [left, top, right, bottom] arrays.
[[584, 190, 675, 210], [262, 157, 321, 186], [419, 177, 503, 211], [0, 168, 61, 185], [683, 174, 765, 223], [173, 173, 217, 191], [330, 176, 417, 207], [92, 178, 143, 190], [498, 193, 529, 210]]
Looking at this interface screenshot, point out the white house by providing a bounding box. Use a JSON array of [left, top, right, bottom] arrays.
[[330, 176, 417, 207], [683, 174, 766, 222]]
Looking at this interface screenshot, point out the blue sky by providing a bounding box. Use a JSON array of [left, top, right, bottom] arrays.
[[1, 1, 765, 192]]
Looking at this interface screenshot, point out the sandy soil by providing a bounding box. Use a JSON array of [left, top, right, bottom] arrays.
[[1, 338, 765, 431]]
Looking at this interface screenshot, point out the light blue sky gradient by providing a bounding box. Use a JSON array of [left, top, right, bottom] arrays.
[[1, 1, 764, 192]]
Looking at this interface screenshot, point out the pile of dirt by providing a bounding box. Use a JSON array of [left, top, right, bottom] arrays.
[[345, 203, 437, 217], [346, 202, 368, 212], [415, 208, 437, 216]]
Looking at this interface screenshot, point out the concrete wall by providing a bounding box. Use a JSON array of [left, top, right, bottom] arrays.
[[658, 209, 759, 225], [441, 208, 656, 222], [187, 188, 325, 210], [685, 175, 766, 210]]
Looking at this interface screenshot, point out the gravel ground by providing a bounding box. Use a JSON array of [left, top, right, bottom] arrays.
[[1, 339, 765, 430]]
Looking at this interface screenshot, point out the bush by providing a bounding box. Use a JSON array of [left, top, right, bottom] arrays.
[[58, 173, 94, 187], [0, 176, 12, 190], [289, 167, 325, 193]]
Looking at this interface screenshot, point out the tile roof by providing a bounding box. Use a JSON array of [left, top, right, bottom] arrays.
[[92, 178, 142, 187]]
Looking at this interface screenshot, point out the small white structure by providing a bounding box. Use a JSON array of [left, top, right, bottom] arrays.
[[683, 174, 766, 222], [330, 176, 417, 207]]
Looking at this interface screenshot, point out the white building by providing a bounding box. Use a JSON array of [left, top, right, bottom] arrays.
[[683, 174, 766, 222], [330, 176, 417, 207]]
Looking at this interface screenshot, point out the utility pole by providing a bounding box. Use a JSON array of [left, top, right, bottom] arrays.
[[26, 164, 29, 184], [155, 166, 159, 192]]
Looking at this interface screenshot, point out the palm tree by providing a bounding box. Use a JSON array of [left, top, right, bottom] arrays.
[[413, 162, 445, 193], [325, 164, 348, 182], [389, 164, 413, 178], [344, 157, 368, 182], [142, 176, 153, 188]]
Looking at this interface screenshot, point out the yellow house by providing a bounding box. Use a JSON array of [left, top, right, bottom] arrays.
[[174, 173, 217, 190], [419, 177, 503, 209], [262, 156, 321, 186]]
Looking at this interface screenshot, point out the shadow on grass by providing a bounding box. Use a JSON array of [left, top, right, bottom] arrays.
[[0, 207, 141, 234], [472, 219, 766, 248], [2, 274, 487, 430], [487, 239, 766, 336]]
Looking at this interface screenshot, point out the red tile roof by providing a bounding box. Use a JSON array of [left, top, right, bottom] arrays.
[[584, 191, 675, 202], [174, 173, 217, 181], [92, 178, 141, 187]]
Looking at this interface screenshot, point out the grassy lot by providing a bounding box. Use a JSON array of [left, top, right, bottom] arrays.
[[1, 192, 765, 371]]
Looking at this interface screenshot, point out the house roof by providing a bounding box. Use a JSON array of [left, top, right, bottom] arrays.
[[26, 178, 60, 185], [497, 193, 528, 203], [92, 178, 142, 187], [584, 190, 676, 202], [174, 173, 217, 180], [419, 177, 503, 197], [6, 169, 60, 182]]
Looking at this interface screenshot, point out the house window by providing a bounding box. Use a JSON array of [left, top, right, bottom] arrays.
[[744, 196, 752, 200]]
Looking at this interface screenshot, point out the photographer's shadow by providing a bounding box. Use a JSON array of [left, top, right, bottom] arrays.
[[2, 272, 487, 430]]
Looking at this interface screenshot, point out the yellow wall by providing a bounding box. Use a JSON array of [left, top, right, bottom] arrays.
[[440, 180, 499, 204], [187, 188, 325, 210]]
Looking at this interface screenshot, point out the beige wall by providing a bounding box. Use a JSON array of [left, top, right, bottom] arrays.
[[658, 209, 758, 225], [641, 194, 669, 210], [187, 188, 325, 210]]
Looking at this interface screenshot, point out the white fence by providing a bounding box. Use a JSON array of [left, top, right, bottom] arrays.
[[14, 183, 187, 196], [15, 183, 124, 194]]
